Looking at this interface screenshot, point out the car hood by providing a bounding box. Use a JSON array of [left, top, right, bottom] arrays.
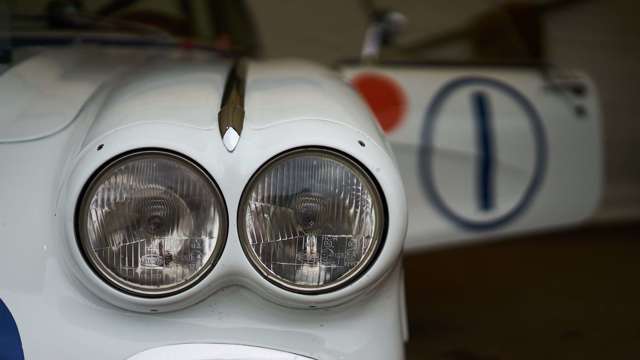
[[0, 46, 231, 143], [0, 46, 386, 151]]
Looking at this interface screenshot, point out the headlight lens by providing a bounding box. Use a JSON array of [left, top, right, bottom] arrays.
[[77, 150, 227, 297], [238, 148, 386, 293]]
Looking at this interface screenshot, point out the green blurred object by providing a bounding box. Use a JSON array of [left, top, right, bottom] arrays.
[[6, 0, 262, 56]]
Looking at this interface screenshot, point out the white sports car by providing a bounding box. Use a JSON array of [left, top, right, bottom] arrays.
[[0, 25, 601, 360]]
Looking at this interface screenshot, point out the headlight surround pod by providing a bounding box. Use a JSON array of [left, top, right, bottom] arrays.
[[238, 148, 387, 294], [76, 150, 228, 297]]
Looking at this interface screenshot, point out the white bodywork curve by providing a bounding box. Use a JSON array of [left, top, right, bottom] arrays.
[[0, 48, 407, 360]]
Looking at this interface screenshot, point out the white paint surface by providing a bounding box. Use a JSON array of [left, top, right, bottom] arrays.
[[342, 65, 602, 251], [127, 344, 314, 360]]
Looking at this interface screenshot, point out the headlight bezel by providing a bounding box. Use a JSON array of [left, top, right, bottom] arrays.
[[237, 146, 388, 295], [74, 149, 229, 298]]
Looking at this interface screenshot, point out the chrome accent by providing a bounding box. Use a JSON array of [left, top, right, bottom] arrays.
[[218, 60, 247, 152], [361, 10, 407, 60]]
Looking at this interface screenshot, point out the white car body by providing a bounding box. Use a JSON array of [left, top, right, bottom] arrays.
[[0, 46, 407, 359], [0, 44, 601, 359]]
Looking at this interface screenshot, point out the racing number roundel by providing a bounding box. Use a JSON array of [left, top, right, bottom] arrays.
[[419, 77, 547, 230]]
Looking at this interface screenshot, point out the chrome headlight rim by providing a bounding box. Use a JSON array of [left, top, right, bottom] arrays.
[[74, 148, 229, 298], [237, 146, 388, 295]]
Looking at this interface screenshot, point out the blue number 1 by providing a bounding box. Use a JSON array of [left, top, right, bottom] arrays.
[[472, 91, 495, 211]]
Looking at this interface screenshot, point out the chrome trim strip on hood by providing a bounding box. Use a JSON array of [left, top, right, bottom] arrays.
[[218, 59, 247, 152]]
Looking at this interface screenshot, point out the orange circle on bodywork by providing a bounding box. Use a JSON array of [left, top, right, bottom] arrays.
[[352, 73, 407, 133]]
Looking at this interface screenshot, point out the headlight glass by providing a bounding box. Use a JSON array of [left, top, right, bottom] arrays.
[[77, 150, 227, 297], [239, 148, 385, 293]]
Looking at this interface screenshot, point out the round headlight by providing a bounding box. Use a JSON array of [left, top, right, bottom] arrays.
[[238, 148, 386, 293], [76, 150, 227, 297]]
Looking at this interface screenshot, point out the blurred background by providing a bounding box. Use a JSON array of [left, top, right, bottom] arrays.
[[3, 0, 640, 358]]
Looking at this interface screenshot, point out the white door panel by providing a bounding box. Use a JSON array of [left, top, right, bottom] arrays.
[[342, 65, 602, 251]]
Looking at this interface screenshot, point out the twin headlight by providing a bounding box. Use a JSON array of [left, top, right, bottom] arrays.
[[76, 148, 385, 297], [77, 151, 228, 297]]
